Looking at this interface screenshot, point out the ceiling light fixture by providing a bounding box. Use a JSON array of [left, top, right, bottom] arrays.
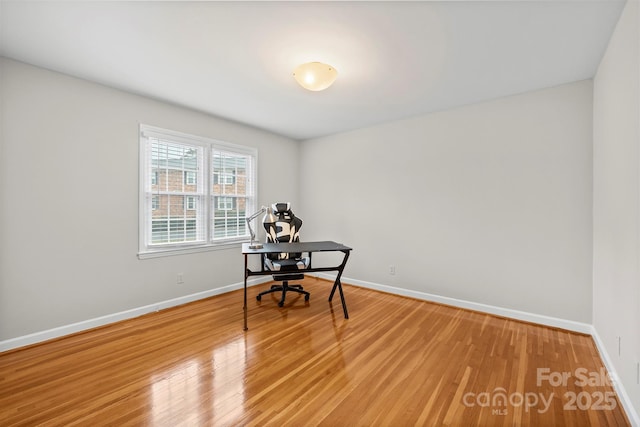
[[293, 62, 337, 91]]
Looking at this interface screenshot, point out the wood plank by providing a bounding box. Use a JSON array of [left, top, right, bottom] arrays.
[[0, 278, 631, 426]]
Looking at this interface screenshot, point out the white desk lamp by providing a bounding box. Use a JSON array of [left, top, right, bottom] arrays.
[[245, 205, 277, 249]]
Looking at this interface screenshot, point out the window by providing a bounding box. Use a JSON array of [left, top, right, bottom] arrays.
[[184, 171, 196, 185], [214, 172, 235, 185], [217, 196, 234, 211], [139, 125, 257, 257], [185, 196, 197, 210]]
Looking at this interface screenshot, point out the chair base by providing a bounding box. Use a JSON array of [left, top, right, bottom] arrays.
[[256, 281, 310, 307]]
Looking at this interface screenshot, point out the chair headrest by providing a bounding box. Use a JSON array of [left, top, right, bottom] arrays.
[[272, 202, 291, 214]]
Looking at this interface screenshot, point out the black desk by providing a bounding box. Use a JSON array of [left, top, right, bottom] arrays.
[[242, 241, 352, 330]]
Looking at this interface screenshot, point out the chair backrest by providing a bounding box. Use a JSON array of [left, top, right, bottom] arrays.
[[263, 202, 302, 260]]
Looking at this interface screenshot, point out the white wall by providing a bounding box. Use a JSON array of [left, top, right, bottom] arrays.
[[0, 58, 299, 341], [300, 80, 593, 324], [593, 0, 640, 418]]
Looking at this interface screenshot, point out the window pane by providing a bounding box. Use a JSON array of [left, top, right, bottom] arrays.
[[151, 220, 168, 244], [151, 141, 199, 193], [211, 196, 247, 239], [212, 152, 247, 196], [146, 138, 205, 246], [211, 151, 251, 240], [212, 215, 247, 239]]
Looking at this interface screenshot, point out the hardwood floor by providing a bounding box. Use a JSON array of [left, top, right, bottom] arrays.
[[0, 277, 631, 426]]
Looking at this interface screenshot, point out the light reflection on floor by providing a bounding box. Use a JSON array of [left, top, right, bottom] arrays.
[[151, 358, 202, 425], [150, 337, 247, 425], [211, 336, 247, 424]]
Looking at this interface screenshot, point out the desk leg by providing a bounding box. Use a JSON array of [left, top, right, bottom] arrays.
[[243, 254, 248, 331], [328, 250, 350, 319]]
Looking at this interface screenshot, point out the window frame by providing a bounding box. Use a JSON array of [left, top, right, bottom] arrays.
[[139, 124, 257, 259]]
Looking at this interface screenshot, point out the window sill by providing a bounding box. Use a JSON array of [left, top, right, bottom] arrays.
[[138, 241, 244, 259]]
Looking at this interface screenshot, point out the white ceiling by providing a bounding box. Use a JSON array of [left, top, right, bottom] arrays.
[[0, 1, 626, 140]]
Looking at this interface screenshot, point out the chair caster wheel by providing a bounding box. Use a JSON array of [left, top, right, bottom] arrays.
[[305, 295, 310, 301], [256, 295, 261, 301], [278, 302, 284, 307]]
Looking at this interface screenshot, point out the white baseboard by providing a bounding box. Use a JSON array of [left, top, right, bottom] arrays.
[[590, 327, 640, 427], [317, 273, 592, 333], [1, 274, 589, 352], [0, 277, 270, 353]]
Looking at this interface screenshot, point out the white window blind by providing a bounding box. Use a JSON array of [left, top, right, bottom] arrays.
[[139, 125, 257, 257]]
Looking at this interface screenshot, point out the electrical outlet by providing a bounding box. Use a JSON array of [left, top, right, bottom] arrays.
[[389, 265, 396, 275], [177, 273, 184, 284]]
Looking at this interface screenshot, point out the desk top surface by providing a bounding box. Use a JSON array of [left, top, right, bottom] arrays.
[[242, 240, 352, 254]]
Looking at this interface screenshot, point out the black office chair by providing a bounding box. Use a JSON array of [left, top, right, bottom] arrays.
[[256, 202, 310, 307]]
